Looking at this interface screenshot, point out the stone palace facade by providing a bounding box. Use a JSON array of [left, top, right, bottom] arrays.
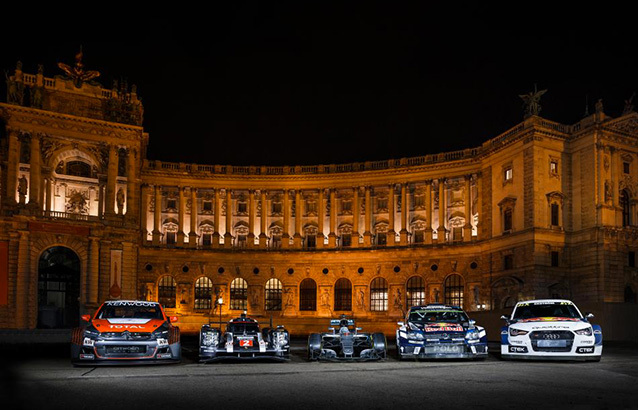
[[1, 57, 637, 335]]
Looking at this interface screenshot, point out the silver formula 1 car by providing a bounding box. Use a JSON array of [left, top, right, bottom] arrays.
[[307, 316, 387, 361], [199, 313, 290, 362]]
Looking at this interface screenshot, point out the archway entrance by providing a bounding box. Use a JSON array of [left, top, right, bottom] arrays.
[[37, 246, 81, 329]]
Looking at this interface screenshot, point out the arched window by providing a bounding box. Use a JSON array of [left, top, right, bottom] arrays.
[[194, 277, 213, 310], [621, 189, 631, 227], [158, 276, 176, 308], [406, 276, 425, 307], [370, 277, 388, 311], [334, 278, 352, 311], [66, 160, 92, 178], [230, 278, 248, 310], [299, 278, 317, 311], [444, 274, 464, 307], [265, 278, 282, 311]]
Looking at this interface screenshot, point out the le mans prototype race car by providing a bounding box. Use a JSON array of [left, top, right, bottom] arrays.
[[71, 300, 181, 365], [501, 299, 602, 361], [199, 313, 290, 362], [307, 316, 387, 360], [396, 304, 488, 359]]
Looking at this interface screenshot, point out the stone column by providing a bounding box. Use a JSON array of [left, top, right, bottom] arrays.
[[28, 134, 41, 207], [248, 190, 256, 248], [425, 180, 433, 244], [328, 189, 337, 247], [152, 185, 162, 246], [293, 190, 303, 248], [317, 189, 325, 249], [140, 184, 149, 238], [5, 130, 20, 205], [16, 231, 30, 329], [44, 176, 52, 212], [189, 188, 198, 247], [388, 184, 396, 245], [177, 186, 186, 246], [475, 173, 482, 240], [437, 178, 447, 242], [282, 190, 290, 249], [259, 190, 268, 248], [97, 176, 106, 218], [88, 237, 100, 305], [363, 186, 372, 246], [400, 183, 408, 245], [126, 148, 137, 221], [213, 189, 221, 247], [597, 144, 605, 206], [105, 145, 118, 216], [611, 147, 618, 206], [352, 187, 359, 248], [224, 189, 233, 248], [464, 175, 473, 242]]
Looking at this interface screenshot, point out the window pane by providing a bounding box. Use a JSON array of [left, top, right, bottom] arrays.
[[265, 278, 282, 311], [370, 277, 388, 311], [158, 276, 176, 308], [334, 278, 352, 311], [194, 277, 213, 310], [230, 278, 247, 310], [406, 276, 425, 307], [299, 279, 317, 311], [444, 274, 463, 307]]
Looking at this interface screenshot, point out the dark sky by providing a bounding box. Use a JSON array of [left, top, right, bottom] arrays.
[[1, 5, 636, 166]]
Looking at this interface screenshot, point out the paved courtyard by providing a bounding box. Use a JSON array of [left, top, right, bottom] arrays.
[[1, 339, 637, 410]]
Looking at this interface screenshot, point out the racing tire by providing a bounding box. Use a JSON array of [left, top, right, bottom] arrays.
[[371, 332, 387, 359], [307, 333, 321, 361]]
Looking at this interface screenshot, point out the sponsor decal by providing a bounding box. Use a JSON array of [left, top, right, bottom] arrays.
[[521, 317, 580, 323], [105, 301, 159, 307], [239, 339, 253, 347], [108, 325, 147, 329], [576, 347, 595, 354], [509, 346, 528, 353], [425, 324, 463, 332], [531, 325, 570, 330]]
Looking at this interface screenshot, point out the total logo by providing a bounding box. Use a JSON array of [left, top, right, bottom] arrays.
[[108, 325, 146, 329]]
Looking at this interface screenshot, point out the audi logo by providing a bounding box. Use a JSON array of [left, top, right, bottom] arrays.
[[543, 333, 560, 340]]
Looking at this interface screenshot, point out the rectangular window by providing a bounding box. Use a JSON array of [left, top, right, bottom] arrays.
[[504, 167, 513, 182], [203, 201, 213, 212], [341, 200, 352, 214], [305, 235, 316, 248], [377, 198, 388, 211], [550, 161, 558, 174], [503, 209, 513, 232], [237, 202, 247, 214], [413, 230, 424, 243], [377, 233, 387, 246], [167, 198, 177, 210], [414, 195, 424, 208], [272, 202, 282, 214], [504, 254, 513, 270], [306, 201, 317, 215], [624, 162, 630, 174], [629, 251, 636, 268], [166, 232, 176, 245], [551, 203, 560, 226], [202, 233, 212, 246], [551, 251, 559, 267], [341, 234, 351, 247]]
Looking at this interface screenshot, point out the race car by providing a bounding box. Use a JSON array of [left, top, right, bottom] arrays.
[[307, 316, 387, 361], [500, 299, 602, 361], [199, 313, 290, 362], [396, 304, 488, 359], [71, 300, 181, 365]]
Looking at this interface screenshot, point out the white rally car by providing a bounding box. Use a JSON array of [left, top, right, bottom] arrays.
[[500, 299, 602, 361]]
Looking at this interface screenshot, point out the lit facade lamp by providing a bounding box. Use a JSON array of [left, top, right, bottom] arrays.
[[216, 297, 223, 325]]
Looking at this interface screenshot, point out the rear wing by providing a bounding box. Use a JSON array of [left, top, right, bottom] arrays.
[[330, 319, 355, 326]]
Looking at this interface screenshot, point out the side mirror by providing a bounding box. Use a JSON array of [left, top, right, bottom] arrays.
[[469, 319, 476, 327], [585, 313, 595, 319], [500, 315, 509, 321], [81, 314, 91, 322], [170, 316, 179, 323], [397, 321, 404, 327]]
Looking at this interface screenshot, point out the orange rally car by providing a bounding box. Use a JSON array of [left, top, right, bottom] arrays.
[[71, 300, 181, 365]]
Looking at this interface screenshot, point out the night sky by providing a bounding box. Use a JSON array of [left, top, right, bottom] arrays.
[[1, 5, 636, 166]]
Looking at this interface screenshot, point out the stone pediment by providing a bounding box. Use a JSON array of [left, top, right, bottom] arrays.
[[606, 112, 638, 135]]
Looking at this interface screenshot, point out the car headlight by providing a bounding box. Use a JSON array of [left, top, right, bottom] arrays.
[[574, 327, 593, 336], [407, 332, 424, 340], [274, 331, 288, 347], [465, 331, 479, 340], [509, 328, 528, 336], [153, 330, 169, 339]]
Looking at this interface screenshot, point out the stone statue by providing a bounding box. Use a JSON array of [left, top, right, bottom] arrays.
[[393, 288, 403, 309], [17, 176, 28, 204], [604, 180, 612, 203], [473, 286, 480, 306], [57, 47, 100, 88], [30, 86, 43, 109], [250, 288, 260, 308], [519, 85, 547, 119], [623, 93, 635, 115], [284, 287, 295, 308], [357, 289, 366, 310], [116, 188, 125, 214], [320, 289, 330, 308], [434, 287, 440, 303]]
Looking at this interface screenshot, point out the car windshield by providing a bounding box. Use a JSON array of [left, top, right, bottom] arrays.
[[97, 304, 163, 320], [512, 302, 581, 320], [408, 309, 469, 323], [227, 323, 260, 334]]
